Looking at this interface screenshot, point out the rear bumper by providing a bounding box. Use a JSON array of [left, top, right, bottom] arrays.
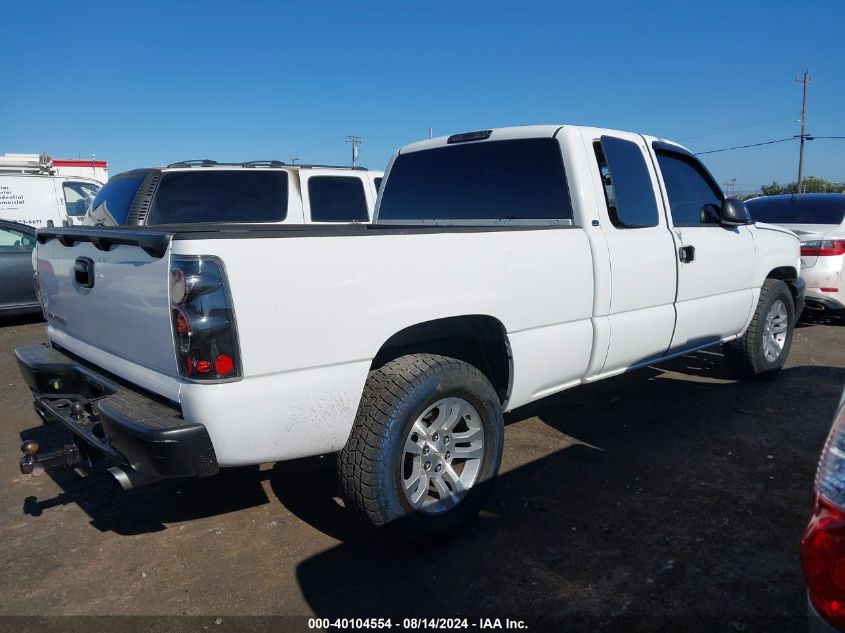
[[15, 343, 218, 479], [804, 289, 845, 312]]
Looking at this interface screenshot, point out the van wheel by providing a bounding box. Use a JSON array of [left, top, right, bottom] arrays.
[[723, 279, 795, 380], [338, 353, 504, 539]]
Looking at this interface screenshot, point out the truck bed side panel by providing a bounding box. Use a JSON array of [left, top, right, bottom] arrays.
[[173, 227, 594, 463]]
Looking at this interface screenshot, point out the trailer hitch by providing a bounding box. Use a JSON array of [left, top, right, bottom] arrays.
[[19, 440, 82, 475]]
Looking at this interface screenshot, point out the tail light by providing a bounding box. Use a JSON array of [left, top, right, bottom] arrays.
[[801, 240, 845, 257], [169, 256, 241, 382], [802, 400, 845, 628]]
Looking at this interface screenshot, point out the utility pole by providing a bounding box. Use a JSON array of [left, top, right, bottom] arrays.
[[428, 127, 433, 139], [346, 135, 362, 167], [796, 69, 811, 193], [289, 155, 299, 164]]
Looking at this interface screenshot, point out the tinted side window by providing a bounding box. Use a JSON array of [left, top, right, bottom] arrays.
[[89, 170, 149, 225], [147, 171, 288, 224], [594, 137, 659, 228], [378, 138, 572, 221], [656, 152, 723, 227], [308, 176, 369, 222]]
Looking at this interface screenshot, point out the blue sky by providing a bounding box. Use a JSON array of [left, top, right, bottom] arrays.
[[3, 1, 843, 193]]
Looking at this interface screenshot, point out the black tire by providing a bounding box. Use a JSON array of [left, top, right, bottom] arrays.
[[723, 279, 795, 380], [338, 353, 504, 539]]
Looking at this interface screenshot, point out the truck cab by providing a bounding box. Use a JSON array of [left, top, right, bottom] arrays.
[[17, 124, 802, 538]]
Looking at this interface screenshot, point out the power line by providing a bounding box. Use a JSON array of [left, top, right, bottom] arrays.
[[694, 137, 794, 155], [678, 113, 796, 141], [694, 133, 845, 155]]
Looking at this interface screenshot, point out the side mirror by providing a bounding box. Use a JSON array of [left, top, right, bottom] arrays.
[[719, 198, 753, 226], [700, 203, 721, 224]]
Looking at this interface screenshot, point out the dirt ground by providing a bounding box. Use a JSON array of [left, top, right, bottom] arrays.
[[0, 313, 843, 631]]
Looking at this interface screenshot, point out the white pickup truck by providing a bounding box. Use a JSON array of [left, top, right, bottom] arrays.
[[16, 125, 804, 537]]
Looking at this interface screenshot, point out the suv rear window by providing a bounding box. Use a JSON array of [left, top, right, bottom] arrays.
[[378, 138, 572, 221], [146, 171, 288, 224], [746, 196, 845, 225]]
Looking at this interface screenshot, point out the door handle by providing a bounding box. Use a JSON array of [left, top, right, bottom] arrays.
[[678, 245, 695, 263]]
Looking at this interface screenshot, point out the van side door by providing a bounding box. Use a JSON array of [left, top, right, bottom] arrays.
[[585, 131, 679, 373], [652, 145, 755, 350]]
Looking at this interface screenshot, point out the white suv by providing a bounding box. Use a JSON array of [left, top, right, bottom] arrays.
[[84, 160, 384, 226]]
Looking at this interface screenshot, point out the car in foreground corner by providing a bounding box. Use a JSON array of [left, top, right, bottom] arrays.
[[746, 194, 845, 316], [0, 219, 39, 317], [802, 388, 845, 632]]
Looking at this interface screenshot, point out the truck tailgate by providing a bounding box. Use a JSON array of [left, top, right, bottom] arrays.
[[36, 230, 178, 377]]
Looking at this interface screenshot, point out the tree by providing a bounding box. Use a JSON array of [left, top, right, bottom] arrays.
[[757, 177, 845, 196], [761, 181, 783, 196]]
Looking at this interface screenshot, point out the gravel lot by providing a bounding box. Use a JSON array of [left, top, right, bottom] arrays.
[[0, 314, 843, 631]]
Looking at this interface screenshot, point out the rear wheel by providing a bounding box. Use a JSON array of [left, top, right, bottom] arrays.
[[338, 353, 504, 538], [724, 278, 795, 380]]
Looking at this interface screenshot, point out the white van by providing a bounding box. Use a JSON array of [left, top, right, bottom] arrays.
[[0, 154, 103, 227]]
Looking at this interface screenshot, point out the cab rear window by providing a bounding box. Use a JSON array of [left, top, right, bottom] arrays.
[[146, 171, 288, 224], [378, 138, 572, 222]]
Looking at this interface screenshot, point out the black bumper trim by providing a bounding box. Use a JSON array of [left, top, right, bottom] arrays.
[[15, 343, 218, 478], [804, 293, 845, 312]]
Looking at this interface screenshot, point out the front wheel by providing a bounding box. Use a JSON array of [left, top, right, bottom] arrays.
[[338, 353, 504, 539], [723, 278, 795, 380]]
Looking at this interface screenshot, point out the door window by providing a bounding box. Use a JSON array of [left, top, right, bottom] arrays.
[[594, 137, 659, 228], [0, 227, 36, 251], [308, 176, 369, 222], [656, 151, 723, 227]]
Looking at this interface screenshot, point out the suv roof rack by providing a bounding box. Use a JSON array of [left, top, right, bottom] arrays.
[[166, 159, 219, 168], [164, 160, 368, 171], [241, 160, 287, 168], [294, 164, 368, 171]]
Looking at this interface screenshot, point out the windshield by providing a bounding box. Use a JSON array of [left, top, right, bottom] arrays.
[[746, 196, 845, 225], [146, 171, 288, 224]]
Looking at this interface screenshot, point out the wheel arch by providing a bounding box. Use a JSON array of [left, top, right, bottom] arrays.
[[371, 315, 513, 404], [766, 266, 802, 311]]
